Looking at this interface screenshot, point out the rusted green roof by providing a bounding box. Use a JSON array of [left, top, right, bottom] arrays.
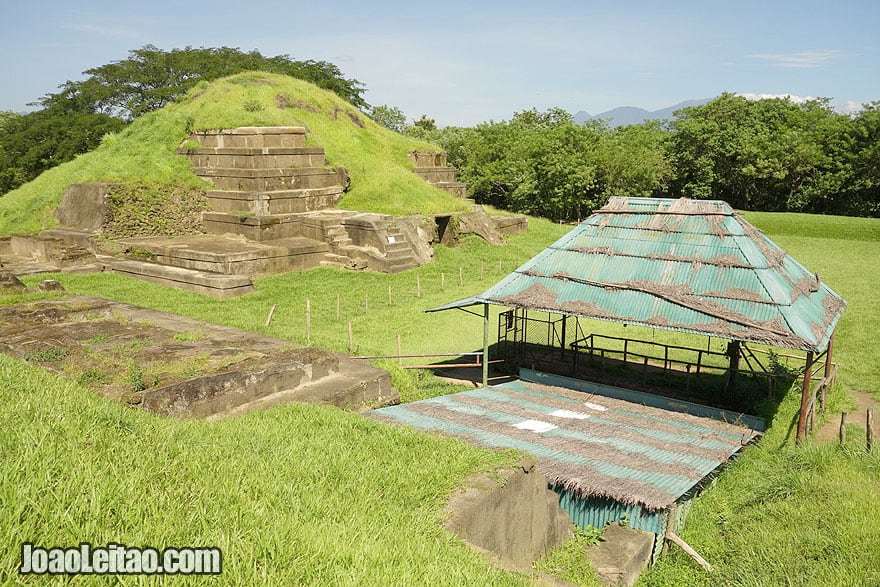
[[369, 372, 761, 512], [438, 197, 845, 352]]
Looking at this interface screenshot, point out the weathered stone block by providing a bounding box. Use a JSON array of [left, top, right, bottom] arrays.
[[0, 271, 26, 290], [54, 183, 111, 231], [443, 458, 573, 569], [408, 150, 447, 167]]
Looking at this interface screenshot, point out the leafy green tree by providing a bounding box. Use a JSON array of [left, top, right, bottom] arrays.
[[39, 45, 367, 121], [0, 108, 123, 194], [412, 115, 437, 132], [666, 93, 861, 213], [598, 120, 672, 199], [369, 104, 407, 132]]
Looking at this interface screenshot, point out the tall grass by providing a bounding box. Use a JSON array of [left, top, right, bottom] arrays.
[[0, 354, 527, 585]]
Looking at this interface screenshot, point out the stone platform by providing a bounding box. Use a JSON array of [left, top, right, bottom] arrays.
[[0, 296, 397, 417], [118, 234, 329, 276]]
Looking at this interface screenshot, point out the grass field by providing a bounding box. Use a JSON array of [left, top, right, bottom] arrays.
[[2, 211, 879, 585]]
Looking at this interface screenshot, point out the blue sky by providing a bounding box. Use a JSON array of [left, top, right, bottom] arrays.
[[2, 0, 878, 126]]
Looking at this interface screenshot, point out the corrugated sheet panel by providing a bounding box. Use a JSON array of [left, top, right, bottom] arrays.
[[368, 375, 761, 512]]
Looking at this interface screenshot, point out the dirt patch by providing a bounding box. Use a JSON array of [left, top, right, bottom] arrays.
[[814, 390, 880, 443]]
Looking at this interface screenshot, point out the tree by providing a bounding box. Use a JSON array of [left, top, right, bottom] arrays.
[[370, 104, 407, 132], [597, 120, 672, 199], [666, 93, 858, 213], [39, 45, 367, 121], [0, 108, 123, 194], [412, 115, 437, 132]]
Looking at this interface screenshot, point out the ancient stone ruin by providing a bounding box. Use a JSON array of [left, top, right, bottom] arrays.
[[0, 126, 526, 297]]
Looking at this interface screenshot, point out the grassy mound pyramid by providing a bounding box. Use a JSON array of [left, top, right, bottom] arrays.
[[0, 72, 470, 234]]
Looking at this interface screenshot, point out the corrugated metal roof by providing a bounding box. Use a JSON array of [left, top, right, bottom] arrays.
[[369, 372, 761, 512], [445, 197, 846, 352]]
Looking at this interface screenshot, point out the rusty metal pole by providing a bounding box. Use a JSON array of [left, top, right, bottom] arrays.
[[482, 303, 490, 388], [797, 351, 815, 445], [821, 332, 835, 412]]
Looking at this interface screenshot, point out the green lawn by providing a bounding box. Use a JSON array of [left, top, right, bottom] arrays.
[[2, 211, 879, 585]]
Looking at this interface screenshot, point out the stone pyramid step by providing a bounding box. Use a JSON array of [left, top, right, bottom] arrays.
[[189, 126, 307, 149], [204, 186, 344, 215], [194, 167, 347, 192], [182, 147, 326, 169]]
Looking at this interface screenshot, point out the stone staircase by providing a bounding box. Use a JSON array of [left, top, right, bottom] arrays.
[[409, 150, 468, 199], [175, 126, 425, 276], [187, 127, 347, 213]]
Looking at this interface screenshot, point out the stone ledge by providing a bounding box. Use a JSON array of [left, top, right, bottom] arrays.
[[106, 259, 256, 299], [585, 523, 654, 586]]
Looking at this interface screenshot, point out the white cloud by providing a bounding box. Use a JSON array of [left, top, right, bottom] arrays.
[[748, 50, 843, 69], [837, 100, 864, 115], [738, 92, 817, 103], [737, 93, 864, 115]]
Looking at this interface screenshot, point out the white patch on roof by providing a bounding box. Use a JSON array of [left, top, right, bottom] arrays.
[[584, 402, 608, 412], [549, 409, 590, 420], [513, 420, 558, 433]]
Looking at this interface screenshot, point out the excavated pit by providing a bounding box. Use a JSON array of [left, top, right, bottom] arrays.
[[0, 296, 396, 417]]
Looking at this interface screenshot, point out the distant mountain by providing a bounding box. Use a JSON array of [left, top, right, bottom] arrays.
[[573, 98, 712, 128]]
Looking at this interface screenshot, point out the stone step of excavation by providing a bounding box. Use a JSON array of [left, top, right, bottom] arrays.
[[204, 187, 345, 215], [181, 147, 327, 169], [207, 357, 395, 419], [194, 166, 347, 192], [202, 212, 306, 242], [117, 234, 328, 276], [188, 126, 307, 149], [413, 167, 459, 183], [319, 253, 363, 270], [433, 181, 468, 198], [408, 150, 448, 168], [104, 258, 256, 299]]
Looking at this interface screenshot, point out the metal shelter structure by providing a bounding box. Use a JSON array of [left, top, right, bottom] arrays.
[[429, 197, 847, 444]]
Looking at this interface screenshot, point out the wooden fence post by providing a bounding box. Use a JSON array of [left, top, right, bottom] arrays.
[[265, 303, 277, 327], [348, 321, 354, 355], [868, 409, 875, 451], [306, 299, 311, 344]]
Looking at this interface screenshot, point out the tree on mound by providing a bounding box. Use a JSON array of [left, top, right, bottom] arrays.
[[39, 45, 367, 121], [0, 46, 366, 196]]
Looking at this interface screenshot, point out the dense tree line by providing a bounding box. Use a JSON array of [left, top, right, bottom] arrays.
[[403, 94, 879, 220], [0, 46, 366, 195]]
